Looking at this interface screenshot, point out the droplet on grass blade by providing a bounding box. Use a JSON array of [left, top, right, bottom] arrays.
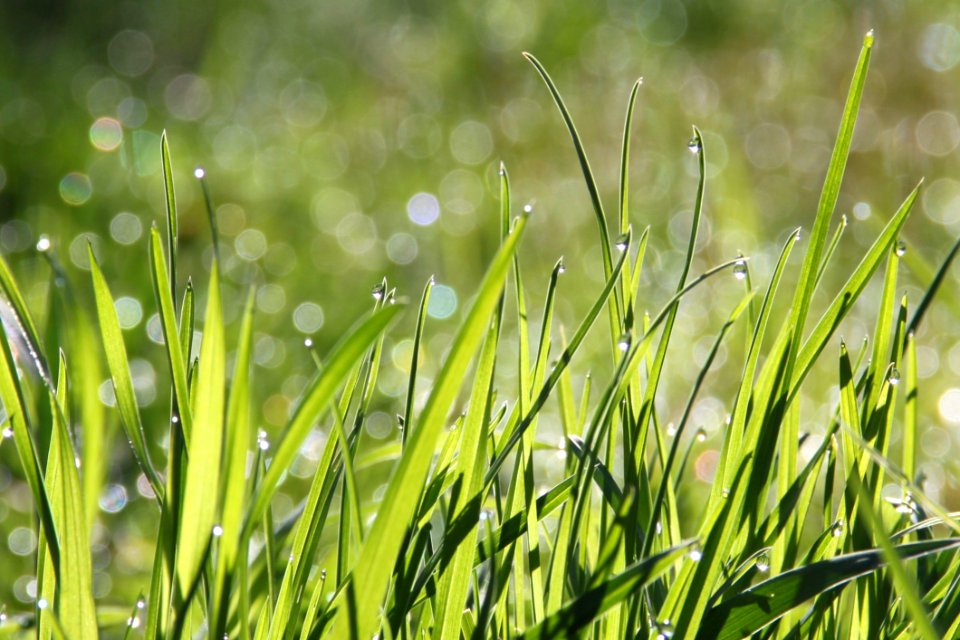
[[193, 167, 205, 179], [371, 283, 385, 300], [896, 240, 907, 256], [614, 233, 629, 251], [617, 332, 631, 351], [733, 258, 748, 281], [832, 520, 844, 537], [696, 428, 707, 442], [687, 136, 701, 154], [756, 551, 770, 572], [889, 368, 901, 385], [523, 202, 534, 215], [257, 429, 270, 451], [37, 599, 48, 610], [304, 337, 313, 348], [36, 235, 51, 252], [557, 257, 565, 274], [212, 524, 224, 537]]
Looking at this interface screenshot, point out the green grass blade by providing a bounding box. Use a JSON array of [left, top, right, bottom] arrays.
[[402, 277, 433, 447], [161, 130, 178, 304], [517, 541, 694, 639], [176, 264, 225, 598], [698, 538, 960, 640], [245, 303, 404, 532], [89, 248, 165, 500], [332, 213, 528, 639]]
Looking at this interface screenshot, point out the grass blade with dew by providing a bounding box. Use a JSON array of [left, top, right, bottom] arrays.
[[331, 213, 528, 640], [517, 541, 695, 639], [89, 248, 165, 500], [210, 287, 254, 638], [244, 302, 404, 532], [697, 538, 960, 640]]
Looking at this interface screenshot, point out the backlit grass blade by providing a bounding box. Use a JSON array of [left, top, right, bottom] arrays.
[[176, 263, 225, 600], [245, 303, 404, 531], [332, 213, 528, 640], [45, 353, 97, 640], [517, 541, 694, 639], [698, 538, 960, 640], [906, 231, 960, 336], [148, 226, 193, 441], [89, 248, 164, 500], [402, 277, 433, 447], [791, 182, 920, 400], [211, 288, 255, 638], [161, 130, 178, 304], [0, 253, 50, 385]]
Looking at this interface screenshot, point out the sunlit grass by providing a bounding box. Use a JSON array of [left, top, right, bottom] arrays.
[[1, 32, 959, 639]]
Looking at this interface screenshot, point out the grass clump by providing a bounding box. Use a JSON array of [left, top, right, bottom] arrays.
[[1, 31, 960, 640]]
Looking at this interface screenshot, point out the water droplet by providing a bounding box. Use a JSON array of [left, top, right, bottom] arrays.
[[397, 414, 405, 429], [637, 76, 644, 86], [617, 332, 631, 351], [832, 520, 844, 537], [75, 456, 82, 469], [733, 259, 748, 281], [896, 240, 907, 257], [666, 423, 677, 437], [614, 233, 629, 251], [687, 136, 701, 154], [696, 429, 707, 443], [194, 167, 205, 179], [171, 415, 180, 424], [688, 543, 702, 562], [257, 429, 270, 451], [3, 427, 15, 439], [840, 214, 848, 228], [888, 368, 901, 385], [37, 598, 49, 610], [304, 338, 313, 348], [212, 524, 224, 537], [653, 618, 675, 639], [865, 29, 875, 47], [127, 616, 141, 628], [794, 228, 802, 241], [136, 596, 146, 609], [371, 283, 385, 300], [523, 203, 534, 215], [320, 568, 327, 580], [36, 235, 51, 253], [721, 488, 730, 499], [557, 258, 566, 274], [756, 552, 770, 573]]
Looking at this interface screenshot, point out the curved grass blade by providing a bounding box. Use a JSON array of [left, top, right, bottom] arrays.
[[331, 214, 528, 639], [697, 538, 960, 640], [161, 130, 178, 304], [245, 303, 404, 532], [89, 249, 164, 500], [517, 541, 694, 639], [402, 277, 433, 447]]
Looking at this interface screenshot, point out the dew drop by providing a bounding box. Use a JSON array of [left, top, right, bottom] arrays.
[[37, 598, 49, 610], [523, 203, 534, 215], [688, 542, 702, 562], [696, 428, 707, 443], [896, 240, 907, 257], [557, 258, 566, 274], [36, 235, 52, 253], [756, 552, 770, 573], [721, 487, 730, 499], [212, 524, 224, 537], [687, 136, 701, 154], [75, 456, 82, 469], [888, 368, 901, 385], [840, 214, 848, 229], [832, 520, 844, 537], [653, 618, 675, 639], [193, 167, 205, 179], [136, 596, 146, 609], [666, 423, 677, 437], [733, 260, 748, 281], [320, 568, 327, 580], [794, 228, 802, 241], [171, 415, 180, 425], [304, 338, 313, 348], [2, 427, 13, 439], [614, 233, 629, 251], [257, 429, 270, 451], [127, 616, 141, 628], [371, 283, 386, 300], [617, 332, 631, 351]]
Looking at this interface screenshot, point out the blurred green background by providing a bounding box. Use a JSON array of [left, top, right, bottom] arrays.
[[1, 0, 960, 611]]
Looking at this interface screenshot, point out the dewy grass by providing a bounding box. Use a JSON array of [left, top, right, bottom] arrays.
[[1, 30, 960, 640]]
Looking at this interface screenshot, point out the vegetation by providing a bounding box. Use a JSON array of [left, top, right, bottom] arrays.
[[1, 29, 960, 640]]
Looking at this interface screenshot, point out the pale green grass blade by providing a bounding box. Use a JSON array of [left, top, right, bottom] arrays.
[[245, 303, 404, 531], [402, 277, 433, 447], [333, 214, 528, 639], [148, 226, 194, 441], [906, 231, 960, 336], [211, 288, 255, 638], [176, 264, 225, 597], [161, 130, 178, 303], [0, 253, 50, 384], [903, 334, 918, 482], [792, 182, 920, 399], [89, 248, 164, 499], [517, 541, 694, 639], [814, 214, 848, 288], [436, 316, 499, 639], [46, 353, 97, 640], [618, 79, 642, 236], [697, 539, 960, 640]]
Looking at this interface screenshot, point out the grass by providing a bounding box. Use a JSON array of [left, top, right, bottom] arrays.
[[1, 30, 960, 639]]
